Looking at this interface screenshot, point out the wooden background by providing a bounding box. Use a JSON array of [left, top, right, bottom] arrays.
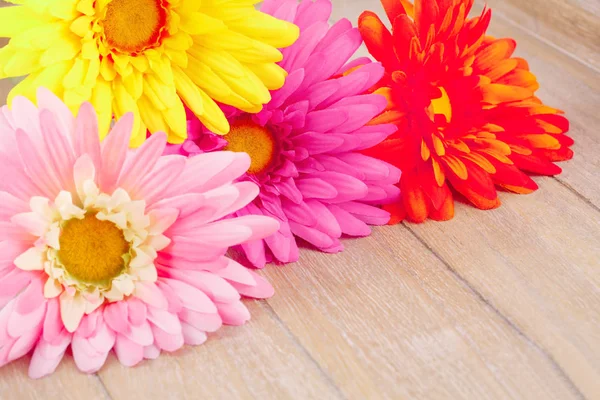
[[0, 0, 599, 399]]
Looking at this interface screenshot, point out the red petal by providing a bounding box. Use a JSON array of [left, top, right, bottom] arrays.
[[381, 0, 407, 23], [509, 153, 562, 176], [358, 11, 400, 70], [400, 172, 430, 223], [446, 159, 499, 209], [429, 185, 454, 221], [382, 200, 406, 225]]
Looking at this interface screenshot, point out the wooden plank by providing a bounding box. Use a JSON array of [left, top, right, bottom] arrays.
[[262, 226, 582, 400], [477, 0, 600, 70], [0, 357, 110, 400], [407, 177, 600, 399], [98, 301, 341, 400]]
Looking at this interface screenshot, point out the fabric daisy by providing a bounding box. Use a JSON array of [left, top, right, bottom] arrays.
[[0, 0, 300, 146], [358, 0, 573, 223], [168, 0, 401, 268], [0, 88, 279, 378]]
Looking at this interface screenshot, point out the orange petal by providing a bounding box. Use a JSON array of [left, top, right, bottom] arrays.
[[373, 86, 396, 111], [463, 152, 496, 174], [381, 0, 409, 23], [442, 155, 468, 179], [519, 133, 561, 150], [359, 11, 398, 69], [431, 157, 445, 186], [473, 38, 516, 70], [480, 83, 532, 104], [421, 139, 431, 161], [483, 59, 519, 81], [429, 185, 454, 221], [400, 0, 415, 18], [368, 109, 406, 125], [498, 69, 539, 92], [431, 134, 446, 156]]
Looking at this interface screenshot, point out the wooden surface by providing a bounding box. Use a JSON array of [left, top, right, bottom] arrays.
[[0, 0, 599, 399]]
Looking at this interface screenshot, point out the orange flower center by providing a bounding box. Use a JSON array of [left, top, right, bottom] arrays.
[[224, 119, 276, 175], [103, 0, 168, 54], [58, 214, 130, 285], [430, 87, 453, 123]]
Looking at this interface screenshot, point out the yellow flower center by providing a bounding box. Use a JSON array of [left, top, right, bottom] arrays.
[[224, 119, 276, 175], [58, 214, 130, 285], [430, 87, 453, 123], [103, 0, 168, 54]]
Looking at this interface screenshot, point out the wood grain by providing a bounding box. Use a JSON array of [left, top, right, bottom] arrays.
[[262, 227, 583, 399], [96, 301, 341, 400], [0, 0, 599, 399], [477, 0, 600, 70], [0, 357, 110, 400]]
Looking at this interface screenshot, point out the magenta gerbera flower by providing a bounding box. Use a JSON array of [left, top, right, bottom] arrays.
[[0, 89, 279, 378], [168, 0, 401, 267]]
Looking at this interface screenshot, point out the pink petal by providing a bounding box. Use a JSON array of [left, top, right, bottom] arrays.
[[71, 336, 110, 374], [165, 152, 249, 197], [103, 301, 130, 334], [296, 177, 337, 199], [134, 282, 169, 310], [123, 321, 153, 347], [117, 131, 167, 192], [28, 335, 70, 379], [131, 156, 187, 205], [328, 204, 371, 236], [73, 102, 102, 171], [161, 277, 219, 313], [178, 309, 222, 333], [146, 307, 181, 335], [8, 328, 41, 361], [0, 192, 28, 220], [43, 298, 65, 343], [143, 344, 160, 360], [126, 298, 147, 327], [204, 182, 260, 223], [14, 276, 45, 315], [240, 239, 268, 268], [151, 325, 184, 352], [114, 335, 144, 367], [36, 87, 75, 143], [39, 109, 76, 192], [86, 318, 116, 354], [181, 323, 207, 346], [98, 113, 133, 193], [15, 129, 62, 198], [155, 280, 184, 314], [228, 271, 275, 299], [289, 221, 335, 249], [216, 302, 250, 326], [305, 199, 342, 238]]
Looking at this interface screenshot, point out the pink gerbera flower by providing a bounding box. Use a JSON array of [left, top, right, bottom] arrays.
[[168, 0, 401, 267], [0, 89, 279, 378]]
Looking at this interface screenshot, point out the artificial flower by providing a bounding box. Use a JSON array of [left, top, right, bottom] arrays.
[[168, 0, 401, 268], [358, 0, 573, 223], [0, 0, 300, 146], [0, 88, 279, 378]]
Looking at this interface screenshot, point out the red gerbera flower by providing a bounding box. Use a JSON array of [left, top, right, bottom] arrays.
[[359, 0, 573, 223]]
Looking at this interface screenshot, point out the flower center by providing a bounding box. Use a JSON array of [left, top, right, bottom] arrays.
[[102, 0, 168, 54], [58, 214, 130, 285], [430, 86, 453, 123], [224, 119, 276, 175]]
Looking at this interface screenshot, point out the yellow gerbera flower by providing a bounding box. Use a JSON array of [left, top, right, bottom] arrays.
[[0, 0, 299, 146]]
